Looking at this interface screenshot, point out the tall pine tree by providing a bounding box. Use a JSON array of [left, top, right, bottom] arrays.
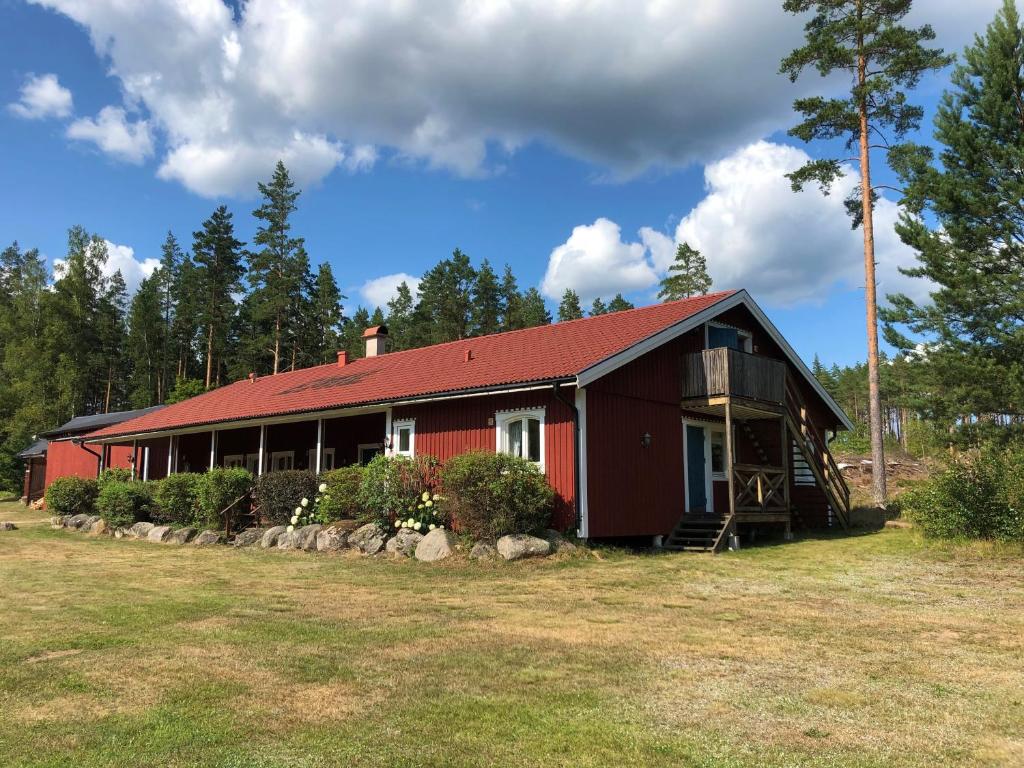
[[471, 259, 503, 336], [193, 206, 244, 389], [658, 242, 712, 300], [557, 288, 584, 321]]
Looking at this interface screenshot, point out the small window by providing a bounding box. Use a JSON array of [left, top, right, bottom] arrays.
[[270, 451, 294, 472], [358, 444, 383, 465], [710, 431, 725, 478], [496, 409, 545, 466], [245, 454, 259, 475], [224, 454, 245, 469], [306, 447, 336, 472], [393, 420, 415, 457]]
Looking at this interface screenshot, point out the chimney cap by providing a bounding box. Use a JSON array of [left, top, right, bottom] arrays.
[[362, 324, 388, 338]]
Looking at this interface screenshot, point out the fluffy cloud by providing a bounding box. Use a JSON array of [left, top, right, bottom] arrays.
[[545, 141, 930, 308], [28, 0, 1001, 196], [360, 273, 421, 309], [541, 218, 658, 302], [52, 240, 159, 295], [67, 107, 154, 164], [8, 73, 72, 119]]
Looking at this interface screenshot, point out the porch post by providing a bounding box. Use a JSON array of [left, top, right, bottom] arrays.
[[167, 435, 174, 475], [143, 445, 150, 481], [724, 399, 736, 519], [131, 439, 138, 480], [315, 418, 323, 474], [209, 430, 217, 471], [384, 407, 393, 456], [780, 414, 790, 513], [257, 424, 266, 476]]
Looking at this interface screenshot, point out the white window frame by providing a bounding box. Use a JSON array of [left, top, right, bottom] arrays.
[[269, 450, 295, 472], [709, 429, 727, 481], [495, 408, 546, 469], [392, 420, 415, 457], [224, 453, 245, 469], [307, 447, 336, 472]]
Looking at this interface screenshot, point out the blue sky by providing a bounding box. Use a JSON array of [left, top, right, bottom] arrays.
[[0, 0, 1005, 367]]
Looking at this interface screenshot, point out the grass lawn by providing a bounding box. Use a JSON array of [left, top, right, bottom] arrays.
[[1, 500, 1022, 767]]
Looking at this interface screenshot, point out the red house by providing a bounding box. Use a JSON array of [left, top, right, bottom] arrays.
[[81, 290, 851, 551]]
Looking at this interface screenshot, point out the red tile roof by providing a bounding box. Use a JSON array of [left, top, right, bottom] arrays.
[[90, 291, 735, 439]]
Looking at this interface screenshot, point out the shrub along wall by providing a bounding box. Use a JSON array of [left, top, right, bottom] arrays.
[[46, 476, 99, 517], [255, 470, 318, 525], [317, 466, 367, 522], [96, 481, 153, 529]]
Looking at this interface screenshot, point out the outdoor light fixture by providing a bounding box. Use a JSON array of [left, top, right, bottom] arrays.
[[641, 432, 653, 448]]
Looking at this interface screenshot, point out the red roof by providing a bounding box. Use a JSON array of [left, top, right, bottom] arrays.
[[90, 291, 735, 439]]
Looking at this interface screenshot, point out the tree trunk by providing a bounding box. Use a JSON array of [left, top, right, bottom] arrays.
[[104, 364, 112, 414], [205, 323, 214, 390], [273, 312, 281, 375], [857, 35, 888, 506]]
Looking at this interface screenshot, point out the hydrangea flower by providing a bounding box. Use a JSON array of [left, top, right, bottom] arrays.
[[286, 525, 294, 533], [318, 483, 327, 493], [290, 515, 298, 525], [394, 520, 401, 528], [425, 500, 433, 508], [413, 522, 422, 531], [428, 524, 436, 531], [301, 498, 309, 507], [422, 491, 430, 502], [407, 517, 415, 526], [294, 506, 302, 515]]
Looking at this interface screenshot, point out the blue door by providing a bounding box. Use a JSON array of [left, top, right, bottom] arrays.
[[686, 425, 708, 513]]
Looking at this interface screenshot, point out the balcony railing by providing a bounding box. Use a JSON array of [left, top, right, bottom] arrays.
[[682, 347, 786, 405]]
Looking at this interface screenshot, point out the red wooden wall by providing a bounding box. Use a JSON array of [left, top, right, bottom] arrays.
[[44, 440, 133, 489], [393, 389, 577, 531]]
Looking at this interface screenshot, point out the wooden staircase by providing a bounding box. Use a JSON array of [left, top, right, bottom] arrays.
[[664, 513, 732, 552]]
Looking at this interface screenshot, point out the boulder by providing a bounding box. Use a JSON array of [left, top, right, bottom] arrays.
[[276, 530, 296, 550], [469, 541, 497, 560], [415, 528, 458, 562], [348, 523, 387, 555], [386, 529, 424, 557], [232, 528, 264, 547], [67, 513, 91, 530], [147, 525, 173, 543], [82, 515, 101, 530], [88, 519, 108, 536], [50, 516, 65, 528], [496, 534, 551, 561], [168, 527, 198, 545], [113, 527, 130, 539], [293, 524, 323, 551], [316, 526, 348, 552], [260, 525, 288, 548], [128, 521, 154, 539], [0, 521, 17, 531], [193, 530, 222, 546], [544, 529, 577, 553]]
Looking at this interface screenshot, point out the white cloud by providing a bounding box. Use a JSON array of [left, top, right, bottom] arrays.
[[8, 73, 72, 119], [541, 218, 658, 302], [360, 273, 421, 309], [28, 0, 1001, 196], [67, 106, 154, 164], [545, 141, 931, 308]]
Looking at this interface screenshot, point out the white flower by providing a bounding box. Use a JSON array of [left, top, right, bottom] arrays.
[[439, 525, 445, 530], [294, 507, 302, 515], [318, 483, 327, 493], [290, 515, 298, 525], [394, 520, 401, 528], [424, 500, 433, 508], [407, 518, 415, 526], [286, 525, 294, 532], [422, 491, 430, 502], [428, 524, 436, 531], [413, 522, 422, 531], [315, 497, 320, 503], [301, 498, 309, 507]]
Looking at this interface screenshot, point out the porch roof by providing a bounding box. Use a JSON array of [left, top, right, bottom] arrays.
[[89, 291, 738, 440]]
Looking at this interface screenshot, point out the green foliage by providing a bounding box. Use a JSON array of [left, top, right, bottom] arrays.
[[359, 454, 441, 528], [96, 480, 153, 529], [317, 466, 367, 521], [393, 489, 447, 534], [98, 467, 133, 491], [166, 377, 205, 404], [152, 473, 203, 526], [46, 476, 98, 517], [897, 445, 1024, 541], [441, 451, 555, 539], [193, 205, 245, 386], [557, 289, 584, 322], [658, 242, 712, 301], [255, 470, 318, 525], [195, 467, 252, 530]]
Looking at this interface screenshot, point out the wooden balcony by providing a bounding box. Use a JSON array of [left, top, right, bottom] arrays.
[[682, 347, 786, 417]]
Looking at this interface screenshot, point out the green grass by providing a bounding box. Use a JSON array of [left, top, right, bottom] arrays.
[[1, 500, 1022, 767]]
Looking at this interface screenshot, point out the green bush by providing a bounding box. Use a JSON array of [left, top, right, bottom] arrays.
[[196, 468, 253, 530], [97, 467, 133, 491], [151, 473, 203, 526], [317, 466, 367, 522], [254, 470, 318, 525], [96, 480, 153, 529], [46, 476, 99, 516], [440, 451, 554, 539], [898, 444, 1024, 541], [359, 454, 441, 528]]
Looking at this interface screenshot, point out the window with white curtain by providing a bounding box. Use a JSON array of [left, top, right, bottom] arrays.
[[393, 420, 415, 457], [495, 408, 545, 467]]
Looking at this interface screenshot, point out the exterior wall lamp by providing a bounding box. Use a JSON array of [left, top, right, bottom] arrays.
[[641, 432, 653, 448]]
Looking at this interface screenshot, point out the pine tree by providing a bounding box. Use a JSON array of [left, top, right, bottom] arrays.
[[307, 263, 344, 365], [248, 161, 307, 374], [471, 259, 503, 336], [557, 289, 584, 322], [414, 249, 476, 343], [156, 231, 183, 402], [780, 0, 950, 505], [607, 294, 635, 313], [97, 270, 128, 413], [499, 265, 525, 331], [386, 282, 416, 351], [193, 206, 244, 389], [170, 252, 201, 382], [590, 297, 608, 316], [342, 307, 372, 359], [520, 288, 551, 328], [658, 242, 712, 300], [126, 273, 166, 407], [884, 0, 1024, 424]]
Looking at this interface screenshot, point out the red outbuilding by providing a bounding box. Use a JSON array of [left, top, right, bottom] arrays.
[[71, 290, 852, 551]]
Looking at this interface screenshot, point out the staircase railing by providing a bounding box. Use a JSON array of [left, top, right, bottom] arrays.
[[732, 464, 788, 514], [784, 376, 850, 529]]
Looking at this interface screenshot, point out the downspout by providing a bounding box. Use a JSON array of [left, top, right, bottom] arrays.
[[74, 438, 104, 478], [552, 383, 582, 533]]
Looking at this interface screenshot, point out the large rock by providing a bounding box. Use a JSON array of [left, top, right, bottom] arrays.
[[544, 529, 577, 553], [88, 519, 108, 536], [496, 534, 551, 561], [348, 523, 387, 555], [232, 528, 264, 547], [0, 521, 17, 531], [386, 529, 424, 557], [293, 524, 323, 551], [316, 526, 348, 552], [168, 527, 198, 544], [261, 525, 287, 548], [470, 541, 496, 560], [50, 516, 65, 529], [128, 521, 154, 539], [276, 530, 297, 550], [193, 530, 221, 546], [147, 525, 173, 543], [66, 513, 91, 530], [82, 515, 101, 531], [415, 528, 458, 562]]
